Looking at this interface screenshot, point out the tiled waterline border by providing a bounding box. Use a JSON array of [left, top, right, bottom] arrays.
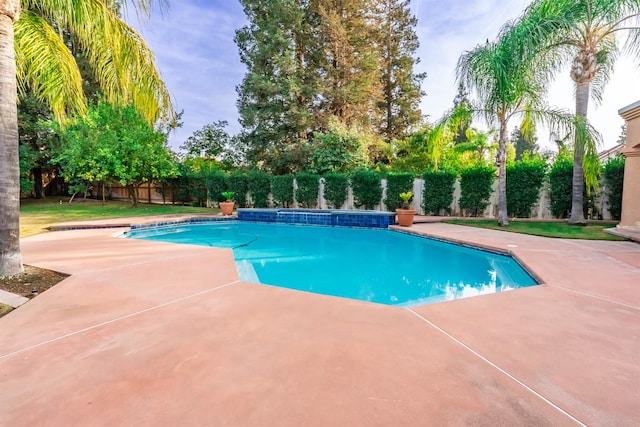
[[237, 208, 396, 228]]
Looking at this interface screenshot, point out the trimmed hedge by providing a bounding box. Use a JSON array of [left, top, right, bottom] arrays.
[[351, 169, 382, 209], [422, 169, 456, 215], [247, 170, 271, 208], [384, 173, 414, 211], [323, 173, 349, 209], [295, 173, 320, 208], [225, 172, 248, 208], [506, 158, 547, 217], [603, 155, 625, 220], [548, 157, 573, 218], [271, 174, 294, 207], [459, 165, 495, 216], [189, 170, 207, 207], [205, 170, 227, 203]]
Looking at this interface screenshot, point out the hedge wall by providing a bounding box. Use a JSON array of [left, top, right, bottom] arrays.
[[384, 173, 414, 211], [459, 165, 495, 216], [422, 169, 456, 215], [506, 158, 546, 217], [323, 173, 349, 209], [351, 169, 382, 209]]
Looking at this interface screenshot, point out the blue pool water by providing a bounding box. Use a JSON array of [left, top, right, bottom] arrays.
[[127, 222, 537, 307]]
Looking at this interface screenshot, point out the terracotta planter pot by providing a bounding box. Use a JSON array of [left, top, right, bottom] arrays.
[[219, 201, 235, 216], [395, 209, 416, 227]]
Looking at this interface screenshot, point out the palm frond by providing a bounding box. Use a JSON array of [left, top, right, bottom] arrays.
[[14, 12, 86, 123], [22, 0, 173, 123]]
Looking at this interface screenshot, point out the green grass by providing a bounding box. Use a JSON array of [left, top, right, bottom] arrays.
[[0, 303, 13, 318], [442, 219, 625, 241], [20, 198, 216, 237]]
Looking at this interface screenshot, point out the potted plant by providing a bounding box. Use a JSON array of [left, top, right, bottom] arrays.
[[395, 191, 416, 227], [219, 191, 235, 215]]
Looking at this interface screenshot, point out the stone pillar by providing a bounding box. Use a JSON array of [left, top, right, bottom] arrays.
[[618, 100, 640, 229]]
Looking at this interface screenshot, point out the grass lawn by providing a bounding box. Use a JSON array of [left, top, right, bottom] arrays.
[[442, 219, 626, 241], [20, 198, 216, 237]]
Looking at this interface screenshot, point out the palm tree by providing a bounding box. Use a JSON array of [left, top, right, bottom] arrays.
[[512, 0, 640, 225], [456, 24, 598, 227], [456, 34, 546, 227], [0, 0, 172, 276]]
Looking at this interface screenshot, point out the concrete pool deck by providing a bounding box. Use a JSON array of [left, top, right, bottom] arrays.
[[0, 220, 638, 425]]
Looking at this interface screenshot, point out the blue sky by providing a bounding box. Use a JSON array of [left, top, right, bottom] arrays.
[[129, 0, 640, 152]]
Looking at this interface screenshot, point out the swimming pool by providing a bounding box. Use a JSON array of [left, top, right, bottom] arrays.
[[127, 222, 537, 307]]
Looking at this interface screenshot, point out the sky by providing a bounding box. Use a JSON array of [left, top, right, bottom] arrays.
[[128, 0, 640, 153]]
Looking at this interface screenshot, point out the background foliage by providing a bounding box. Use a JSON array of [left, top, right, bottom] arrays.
[[322, 173, 349, 209]]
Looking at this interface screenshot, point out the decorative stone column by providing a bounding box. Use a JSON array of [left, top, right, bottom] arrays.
[[618, 100, 640, 229]]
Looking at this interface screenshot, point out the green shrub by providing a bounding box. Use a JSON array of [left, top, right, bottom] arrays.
[[549, 156, 573, 218], [225, 172, 248, 208], [205, 170, 227, 203], [172, 163, 192, 204], [459, 165, 495, 216], [603, 155, 625, 220], [323, 173, 349, 209], [384, 173, 414, 211], [351, 169, 382, 209], [271, 174, 294, 207], [189, 170, 208, 207], [506, 157, 547, 217], [422, 169, 456, 215], [247, 170, 271, 208], [295, 173, 320, 208]]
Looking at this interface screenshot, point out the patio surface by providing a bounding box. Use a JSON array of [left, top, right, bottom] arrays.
[[0, 220, 638, 426]]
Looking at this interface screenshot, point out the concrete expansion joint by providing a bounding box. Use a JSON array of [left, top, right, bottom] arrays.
[[406, 308, 587, 427], [546, 283, 640, 311], [0, 280, 241, 361]]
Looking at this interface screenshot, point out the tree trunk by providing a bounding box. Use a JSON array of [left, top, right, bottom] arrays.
[[497, 115, 509, 227], [568, 80, 590, 225], [32, 166, 45, 199], [127, 184, 139, 207], [0, 3, 23, 276]]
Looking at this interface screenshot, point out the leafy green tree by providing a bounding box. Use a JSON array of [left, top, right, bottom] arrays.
[[375, 0, 425, 142], [309, 117, 370, 174], [510, 124, 539, 161], [57, 101, 177, 207], [17, 94, 59, 198], [510, 0, 639, 224], [235, 0, 318, 171], [314, 0, 382, 130], [452, 82, 471, 144], [0, 0, 172, 276], [180, 121, 231, 169]]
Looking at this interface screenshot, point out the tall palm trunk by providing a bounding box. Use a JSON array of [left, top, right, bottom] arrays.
[[497, 114, 509, 226], [568, 80, 590, 225], [0, 1, 23, 276]]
